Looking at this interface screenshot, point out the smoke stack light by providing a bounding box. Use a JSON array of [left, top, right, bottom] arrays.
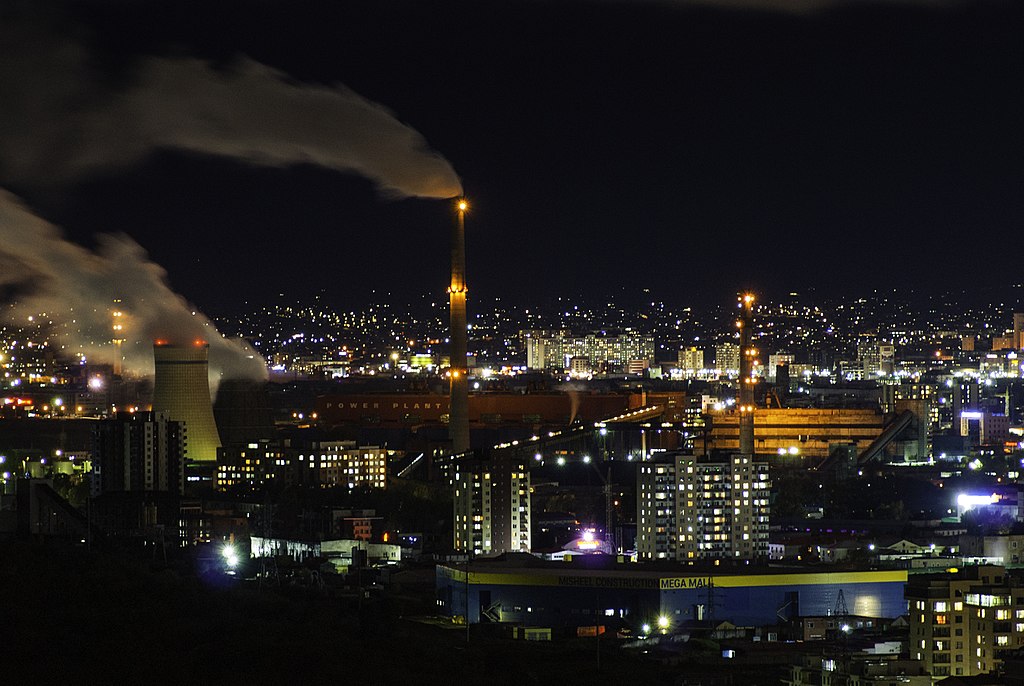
[[457, 199, 468, 212]]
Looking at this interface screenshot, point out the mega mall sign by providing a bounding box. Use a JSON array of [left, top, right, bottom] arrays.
[[659, 576, 714, 590]]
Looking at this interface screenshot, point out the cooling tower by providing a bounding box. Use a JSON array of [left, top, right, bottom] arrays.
[[152, 342, 222, 462]]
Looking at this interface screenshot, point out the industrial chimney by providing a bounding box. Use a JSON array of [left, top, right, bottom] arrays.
[[152, 341, 222, 462], [737, 293, 757, 455], [448, 198, 470, 454]]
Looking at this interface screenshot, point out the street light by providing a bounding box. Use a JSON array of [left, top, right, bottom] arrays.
[[222, 543, 239, 569]]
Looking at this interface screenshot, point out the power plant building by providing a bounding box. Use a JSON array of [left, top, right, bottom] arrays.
[[151, 342, 222, 463], [700, 407, 888, 461], [315, 391, 688, 427]]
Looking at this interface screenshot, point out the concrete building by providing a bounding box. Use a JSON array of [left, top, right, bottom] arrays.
[[784, 653, 929, 686], [436, 556, 907, 627], [714, 342, 741, 376], [768, 353, 795, 382], [857, 335, 896, 377], [216, 440, 387, 491], [636, 452, 770, 562], [315, 391, 683, 427], [993, 335, 1015, 351], [906, 565, 1024, 679], [959, 535, 1024, 566], [700, 407, 887, 462], [520, 330, 655, 371], [151, 342, 222, 463], [92, 411, 185, 496], [453, 457, 531, 555], [960, 410, 1011, 448], [678, 346, 704, 377], [568, 356, 590, 378], [91, 411, 186, 540]]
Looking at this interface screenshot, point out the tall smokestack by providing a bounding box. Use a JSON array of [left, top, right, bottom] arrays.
[[152, 341, 222, 463], [737, 293, 757, 455], [448, 198, 470, 454], [111, 302, 124, 376]]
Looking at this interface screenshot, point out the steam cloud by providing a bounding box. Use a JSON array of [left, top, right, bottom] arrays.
[[0, 26, 463, 198], [0, 189, 267, 387], [0, 20, 463, 384]]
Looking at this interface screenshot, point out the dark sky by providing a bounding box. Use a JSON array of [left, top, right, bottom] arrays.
[[5, 0, 1024, 315]]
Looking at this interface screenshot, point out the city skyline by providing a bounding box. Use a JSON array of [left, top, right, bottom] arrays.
[[6, 3, 1024, 681], [1, 1, 1021, 322]]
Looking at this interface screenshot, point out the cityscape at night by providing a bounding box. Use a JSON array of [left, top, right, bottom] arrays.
[[2, 0, 1024, 684]]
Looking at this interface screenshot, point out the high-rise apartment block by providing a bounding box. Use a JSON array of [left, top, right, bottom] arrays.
[[91, 411, 186, 540], [906, 565, 1024, 679], [92, 411, 185, 496], [521, 330, 655, 371], [714, 342, 740, 375], [453, 458, 531, 555], [678, 346, 704, 377], [857, 335, 895, 376], [636, 452, 769, 562]]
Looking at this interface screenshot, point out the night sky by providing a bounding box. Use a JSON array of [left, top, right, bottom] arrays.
[[3, 0, 1022, 315]]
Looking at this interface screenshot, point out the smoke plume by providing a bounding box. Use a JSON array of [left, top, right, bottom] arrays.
[[0, 19, 463, 384], [0, 189, 267, 387], [0, 31, 462, 198]]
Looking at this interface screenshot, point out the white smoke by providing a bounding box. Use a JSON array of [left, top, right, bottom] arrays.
[[5, 56, 461, 198], [0, 189, 267, 386], [0, 18, 463, 383], [0, 33, 462, 198]]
